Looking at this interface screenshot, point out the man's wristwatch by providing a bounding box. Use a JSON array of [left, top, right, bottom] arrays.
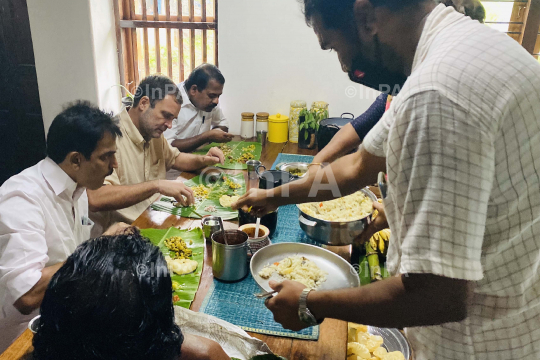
[[298, 288, 322, 326]]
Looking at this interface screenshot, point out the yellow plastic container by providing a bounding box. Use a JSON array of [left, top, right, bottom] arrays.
[[268, 113, 289, 143]]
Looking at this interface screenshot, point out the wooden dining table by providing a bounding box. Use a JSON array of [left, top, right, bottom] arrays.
[[0, 139, 348, 360]]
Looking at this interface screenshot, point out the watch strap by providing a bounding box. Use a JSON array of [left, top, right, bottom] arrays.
[[298, 288, 319, 326]]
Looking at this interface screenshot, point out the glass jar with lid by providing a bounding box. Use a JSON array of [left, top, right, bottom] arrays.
[[240, 112, 255, 139], [311, 101, 329, 113], [289, 100, 306, 143], [256, 112, 269, 133]]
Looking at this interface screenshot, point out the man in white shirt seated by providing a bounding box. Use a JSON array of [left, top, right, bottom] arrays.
[[164, 64, 234, 153], [0, 101, 129, 351]]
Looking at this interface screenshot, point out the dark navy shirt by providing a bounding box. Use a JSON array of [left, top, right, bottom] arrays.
[[351, 93, 388, 141]]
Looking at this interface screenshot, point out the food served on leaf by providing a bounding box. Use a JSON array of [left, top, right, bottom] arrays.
[[165, 256, 198, 275], [164, 236, 193, 259], [172, 280, 184, 290], [219, 195, 240, 208], [242, 144, 256, 152], [224, 176, 242, 189], [172, 184, 211, 207], [219, 144, 233, 157], [225, 151, 255, 164], [258, 255, 327, 289], [237, 152, 255, 163], [298, 191, 373, 222], [347, 323, 405, 360], [209, 142, 261, 168], [191, 184, 211, 201], [157, 173, 245, 220]]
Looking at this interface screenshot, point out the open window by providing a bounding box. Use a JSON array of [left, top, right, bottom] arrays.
[[114, 0, 218, 93]]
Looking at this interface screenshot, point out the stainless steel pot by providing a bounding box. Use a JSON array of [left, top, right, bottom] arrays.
[[297, 188, 378, 246], [317, 113, 355, 152]]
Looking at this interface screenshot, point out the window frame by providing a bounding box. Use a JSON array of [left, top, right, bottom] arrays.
[[519, 0, 540, 55], [114, 0, 218, 94], [482, 0, 540, 54]]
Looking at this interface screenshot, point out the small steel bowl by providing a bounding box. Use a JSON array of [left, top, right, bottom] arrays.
[[28, 315, 41, 334], [277, 162, 310, 178]]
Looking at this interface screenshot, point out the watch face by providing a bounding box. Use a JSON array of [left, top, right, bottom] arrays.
[[299, 310, 318, 326]]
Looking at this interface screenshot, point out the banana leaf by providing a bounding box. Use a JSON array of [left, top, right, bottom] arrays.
[[194, 141, 262, 170], [140, 227, 205, 308], [151, 173, 246, 220]]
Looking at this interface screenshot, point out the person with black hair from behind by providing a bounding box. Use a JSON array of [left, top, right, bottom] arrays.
[[0, 101, 131, 352], [33, 229, 230, 360]]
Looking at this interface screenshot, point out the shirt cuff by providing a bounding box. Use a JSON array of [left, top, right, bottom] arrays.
[[5, 268, 43, 305], [362, 122, 388, 158], [399, 256, 484, 281]]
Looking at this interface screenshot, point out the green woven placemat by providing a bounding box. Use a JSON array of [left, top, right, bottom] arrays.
[[199, 203, 320, 340]]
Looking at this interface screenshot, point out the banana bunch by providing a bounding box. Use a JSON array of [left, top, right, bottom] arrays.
[[369, 228, 391, 257]]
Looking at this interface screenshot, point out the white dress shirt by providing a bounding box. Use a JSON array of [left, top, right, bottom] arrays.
[[0, 158, 92, 352], [363, 5, 540, 359], [163, 81, 228, 143]]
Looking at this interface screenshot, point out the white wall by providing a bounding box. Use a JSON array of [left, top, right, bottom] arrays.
[[218, 0, 381, 135], [28, 0, 377, 136], [90, 0, 122, 116], [27, 0, 121, 134]]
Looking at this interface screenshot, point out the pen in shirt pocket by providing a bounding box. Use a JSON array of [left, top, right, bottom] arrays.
[[81, 216, 94, 226]]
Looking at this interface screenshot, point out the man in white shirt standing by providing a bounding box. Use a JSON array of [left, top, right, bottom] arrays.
[[235, 0, 540, 358], [164, 64, 234, 153], [0, 101, 126, 351]]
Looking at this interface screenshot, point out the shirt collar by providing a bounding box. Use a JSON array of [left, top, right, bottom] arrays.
[[179, 81, 196, 109], [41, 157, 82, 200], [412, 4, 463, 72], [178, 81, 217, 117], [119, 108, 146, 147]]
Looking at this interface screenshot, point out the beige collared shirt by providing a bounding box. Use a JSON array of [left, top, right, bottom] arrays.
[[101, 108, 180, 225]]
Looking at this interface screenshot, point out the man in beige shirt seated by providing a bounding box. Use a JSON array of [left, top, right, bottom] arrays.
[[88, 75, 224, 230]]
